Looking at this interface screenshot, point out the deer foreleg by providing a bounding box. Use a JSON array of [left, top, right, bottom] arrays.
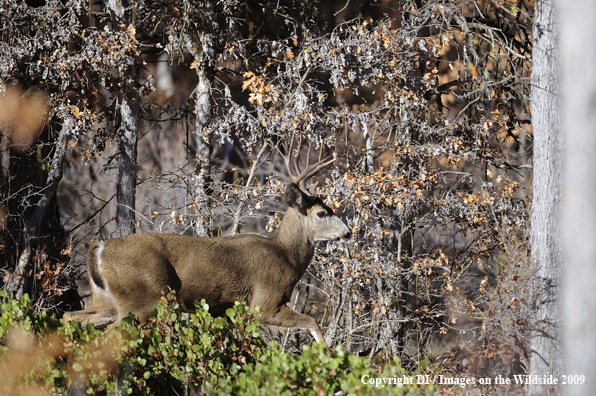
[[260, 305, 327, 346]]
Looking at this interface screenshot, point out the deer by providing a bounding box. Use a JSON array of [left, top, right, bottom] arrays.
[[63, 138, 351, 346]]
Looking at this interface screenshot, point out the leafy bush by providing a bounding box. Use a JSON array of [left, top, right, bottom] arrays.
[[215, 344, 439, 396], [0, 291, 439, 395]]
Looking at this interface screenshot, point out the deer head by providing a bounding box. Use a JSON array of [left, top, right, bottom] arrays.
[[280, 137, 351, 243]]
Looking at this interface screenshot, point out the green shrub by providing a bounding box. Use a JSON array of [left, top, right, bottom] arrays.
[[214, 343, 439, 396], [0, 291, 439, 395]]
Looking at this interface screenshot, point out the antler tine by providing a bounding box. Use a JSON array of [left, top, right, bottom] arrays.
[[291, 138, 302, 178], [280, 136, 299, 185], [297, 156, 335, 193], [280, 135, 336, 194]]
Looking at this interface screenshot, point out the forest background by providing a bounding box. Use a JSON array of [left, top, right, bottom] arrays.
[[0, 0, 576, 394]]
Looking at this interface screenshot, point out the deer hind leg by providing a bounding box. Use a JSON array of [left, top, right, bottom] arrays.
[[111, 298, 161, 326], [63, 309, 117, 328], [109, 279, 174, 326], [259, 305, 327, 346], [63, 285, 118, 328]]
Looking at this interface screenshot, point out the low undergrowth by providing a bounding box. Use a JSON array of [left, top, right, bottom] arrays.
[[0, 291, 438, 395]]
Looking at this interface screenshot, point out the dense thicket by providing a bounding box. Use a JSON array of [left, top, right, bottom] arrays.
[[0, 0, 536, 379]]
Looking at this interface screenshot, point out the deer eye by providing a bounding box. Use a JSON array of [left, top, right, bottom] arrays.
[[316, 211, 326, 218]]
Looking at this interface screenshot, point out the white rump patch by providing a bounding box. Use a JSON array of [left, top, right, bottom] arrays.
[[95, 241, 104, 268], [93, 241, 109, 293]]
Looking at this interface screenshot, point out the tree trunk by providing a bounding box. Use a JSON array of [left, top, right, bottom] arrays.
[[116, 58, 138, 237], [188, 17, 214, 237], [192, 60, 212, 237], [528, 1, 563, 395], [558, 1, 596, 395], [7, 116, 74, 297], [362, 120, 374, 175]]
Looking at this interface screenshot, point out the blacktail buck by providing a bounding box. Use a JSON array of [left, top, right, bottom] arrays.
[[63, 139, 351, 346]]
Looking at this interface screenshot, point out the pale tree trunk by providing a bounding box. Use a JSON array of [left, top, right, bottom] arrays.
[[187, 9, 214, 236], [106, 0, 138, 238], [192, 57, 212, 236], [528, 0, 563, 395], [361, 120, 374, 175], [116, 57, 138, 237], [558, 1, 596, 395]]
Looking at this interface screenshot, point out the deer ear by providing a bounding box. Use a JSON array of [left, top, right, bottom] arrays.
[[284, 183, 308, 215]]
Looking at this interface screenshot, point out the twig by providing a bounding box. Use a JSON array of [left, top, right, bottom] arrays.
[[230, 143, 268, 235], [67, 193, 117, 234], [334, 0, 350, 16]]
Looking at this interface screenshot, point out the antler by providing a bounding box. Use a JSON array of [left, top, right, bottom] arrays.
[[280, 136, 335, 194]]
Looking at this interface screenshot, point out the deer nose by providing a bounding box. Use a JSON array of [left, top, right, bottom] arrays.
[[344, 230, 352, 239]]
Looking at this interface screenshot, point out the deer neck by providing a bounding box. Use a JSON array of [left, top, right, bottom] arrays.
[[273, 207, 315, 271]]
